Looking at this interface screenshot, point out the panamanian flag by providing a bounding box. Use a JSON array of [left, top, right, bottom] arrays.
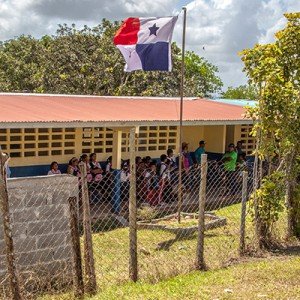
[[114, 16, 178, 72]]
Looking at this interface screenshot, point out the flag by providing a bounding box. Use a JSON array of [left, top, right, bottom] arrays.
[[114, 16, 178, 72]]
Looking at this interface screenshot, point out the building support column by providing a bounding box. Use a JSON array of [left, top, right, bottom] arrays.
[[112, 130, 122, 169]]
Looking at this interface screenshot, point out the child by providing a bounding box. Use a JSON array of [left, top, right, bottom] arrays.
[[120, 161, 130, 201], [145, 161, 160, 206], [48, 161, 61, 175]]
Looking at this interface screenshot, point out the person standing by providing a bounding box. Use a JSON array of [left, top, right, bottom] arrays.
[[166, 148, 177, 169], [236, 141, 244, 156], [222, 143, 238, 172], [194, 140, 206, 164], [221, 143, 238, 195]]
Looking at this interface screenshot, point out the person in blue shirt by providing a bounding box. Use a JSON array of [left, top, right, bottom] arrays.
[[194, 140, 206, 164]]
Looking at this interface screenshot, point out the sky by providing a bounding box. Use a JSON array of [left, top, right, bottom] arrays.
[[0, 0, 299, 89]]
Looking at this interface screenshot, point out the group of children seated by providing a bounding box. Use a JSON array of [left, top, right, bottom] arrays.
[[47, 140, 248, 205]]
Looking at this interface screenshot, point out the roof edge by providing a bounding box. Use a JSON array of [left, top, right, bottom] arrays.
[[0, 92, 200, 101], [0, 119, 253, 129]]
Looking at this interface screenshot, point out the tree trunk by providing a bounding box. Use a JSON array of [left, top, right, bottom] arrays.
[[285, 150, 300, 238]]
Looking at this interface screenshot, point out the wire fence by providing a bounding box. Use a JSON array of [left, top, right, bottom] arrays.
[[0, 151, 294, 299]]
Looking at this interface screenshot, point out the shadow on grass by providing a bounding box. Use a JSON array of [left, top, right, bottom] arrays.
[[155, 233, 197, 251]]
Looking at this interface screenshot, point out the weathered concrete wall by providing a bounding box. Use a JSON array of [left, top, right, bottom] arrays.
[[0, 174, 78, 288]]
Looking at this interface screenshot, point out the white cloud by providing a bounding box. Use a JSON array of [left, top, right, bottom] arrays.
[[0, 0, 299, 90], [171, 0, 300, 88], [0, 0, 177, 40]]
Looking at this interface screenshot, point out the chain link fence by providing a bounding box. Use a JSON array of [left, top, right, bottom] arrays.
[[0, 150, 296, 299]]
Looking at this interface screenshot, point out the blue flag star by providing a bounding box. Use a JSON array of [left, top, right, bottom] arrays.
[[149, 23, 159, 36]]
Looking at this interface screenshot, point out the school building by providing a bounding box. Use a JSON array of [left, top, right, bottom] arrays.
[[0, 93, 255, 177]]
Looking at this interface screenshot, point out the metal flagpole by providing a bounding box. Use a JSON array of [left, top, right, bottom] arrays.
[[177, 6, 187, 223]]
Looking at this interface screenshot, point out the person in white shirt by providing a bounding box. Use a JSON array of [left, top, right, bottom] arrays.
[[167, 148, 177, 169], [120, 162, 130, 202], [120, 162, 130, 183], [48, 161, 61, 175], [158, 154, 170, 204]]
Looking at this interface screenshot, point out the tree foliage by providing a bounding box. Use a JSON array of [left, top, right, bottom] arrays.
[[221, 84, 258, 100], [0, 19, 222, 97], [240, 12, 300, 241]]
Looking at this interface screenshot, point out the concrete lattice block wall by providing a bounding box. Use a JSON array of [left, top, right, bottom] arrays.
[[0, 174, 79, 291]]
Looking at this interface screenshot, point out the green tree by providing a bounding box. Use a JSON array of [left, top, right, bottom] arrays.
[[0, 19, 222, 97], [221, 84, 258, 100], [240, 12, 300, 244], [0, 36, 45, 92]]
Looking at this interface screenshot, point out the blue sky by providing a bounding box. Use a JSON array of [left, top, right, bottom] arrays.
[[0, 0, 299, 89]]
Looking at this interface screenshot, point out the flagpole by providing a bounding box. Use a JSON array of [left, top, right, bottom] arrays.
[[178, 6, 187, 223]]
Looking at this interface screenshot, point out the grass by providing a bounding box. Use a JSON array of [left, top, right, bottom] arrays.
[[39, 255, 300, 300], [38, 203, 300, 299], [87, 203, 245, 288], [157, 217, 199, 228]]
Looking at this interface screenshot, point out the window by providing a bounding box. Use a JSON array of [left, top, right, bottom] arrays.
[[10, 136, 21, 141], [25, 136, 35, 141], [10, 152, 21, 157], [65, 142, 75, 147], [38, 128, 48, 133], [52, 142, 61, 147], [10, 129, 21, 134], [64, 149, 75, 155], [240, 124, 255, 155], [52, 128, 62, 133], [51, 150, 62, 155], [25, 151, 35, 157], [10, 144, 21, 150], [39, 135, 49, 141], [24, 129, 35, 133], [65, 128, 75, 132], [25, 143, 35, 149], [38, 143, 48, 148], [38, 151, 48, 156]]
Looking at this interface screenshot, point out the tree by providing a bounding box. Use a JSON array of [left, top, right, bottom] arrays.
[[240, 12, 300, 244], [0, 36, 45, 92], [221, 84, 258, 100], [0, 19, 222, 97]]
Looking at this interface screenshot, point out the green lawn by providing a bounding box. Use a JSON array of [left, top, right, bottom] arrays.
[[93, 255, 300, 300], [89, 203, 246, 287], [38, 203, 299, 299], [40, 255, 300, 300]]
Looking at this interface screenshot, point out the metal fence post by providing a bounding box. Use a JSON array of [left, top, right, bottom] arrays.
[[0, 151, 22, 299], [68, 196, 84, 298], [78, 162, 97, 295], [195, 154, 208, 270], [129, 127, 138, 282], [239, 171, 248, 255]]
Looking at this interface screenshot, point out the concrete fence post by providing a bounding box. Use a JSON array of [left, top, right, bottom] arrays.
[[239, 171, 248, 255], [195, 154, 208, 270], [129, 127, 138, 282], [78, 162, 97, 295], [0, 151, 22, 299], [68, 196, 84, 298]]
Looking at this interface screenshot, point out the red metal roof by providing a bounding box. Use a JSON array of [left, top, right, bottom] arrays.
[[0, 93, 248, 124]]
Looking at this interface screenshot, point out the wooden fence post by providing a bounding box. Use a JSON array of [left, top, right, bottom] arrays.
[[129, 127, 138, 282], [239, 171, 248, 255], [78, 162, 97, 295], [68, 196, 84, 298], [0, 151, 22, 299], [195, 154, 208, 270]]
